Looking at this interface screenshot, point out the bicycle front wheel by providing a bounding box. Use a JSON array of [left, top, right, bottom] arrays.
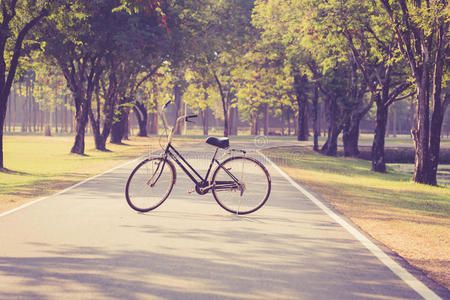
[[211, 156, 271, 215], [125, 157, 176, 212]]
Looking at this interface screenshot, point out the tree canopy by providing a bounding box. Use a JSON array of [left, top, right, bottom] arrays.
[[0, 0, 449, 186]]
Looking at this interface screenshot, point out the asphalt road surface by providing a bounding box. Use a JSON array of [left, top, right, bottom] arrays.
[[0, 142, 447, 300]]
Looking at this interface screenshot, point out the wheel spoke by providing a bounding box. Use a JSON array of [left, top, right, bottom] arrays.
[[212, 156, 271, 215], [125, 158, 175, 212]]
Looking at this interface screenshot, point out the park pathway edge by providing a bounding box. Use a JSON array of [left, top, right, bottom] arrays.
[[0, 156, 143, 219], [256, 149, 442, 300]]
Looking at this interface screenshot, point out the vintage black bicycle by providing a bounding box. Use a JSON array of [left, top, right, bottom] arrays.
[[125, 101, 271, 215]]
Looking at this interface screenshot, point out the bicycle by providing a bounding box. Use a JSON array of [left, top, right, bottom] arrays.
[[125, 101, 271, 215]]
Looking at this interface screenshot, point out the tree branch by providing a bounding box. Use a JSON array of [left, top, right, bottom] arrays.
[[385, 82, 412, 107], [347, 35, 378, 93], [378, 0, 419, 79], [135, 62, 162, 91], [4, 7, 48, 99]]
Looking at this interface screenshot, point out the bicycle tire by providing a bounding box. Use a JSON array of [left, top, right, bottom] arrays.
[[125, 157, 176, 212], [211, 156, 271, 215]]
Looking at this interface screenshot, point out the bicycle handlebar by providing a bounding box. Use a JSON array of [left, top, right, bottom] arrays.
[[163, 100, 171, 110], [185, 114, 198, 122], [159, 102, 198, 144]]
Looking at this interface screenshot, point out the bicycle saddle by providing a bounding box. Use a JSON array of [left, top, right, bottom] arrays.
[[205, 136, 230, 149]]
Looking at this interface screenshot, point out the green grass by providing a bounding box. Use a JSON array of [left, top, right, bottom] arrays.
[[264, 147, 450, 217], [0, 136, 165, 206]]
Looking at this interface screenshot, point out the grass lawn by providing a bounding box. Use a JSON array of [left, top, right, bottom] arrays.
[[0, 135, 194, 213], [263, 146, 450, 290]]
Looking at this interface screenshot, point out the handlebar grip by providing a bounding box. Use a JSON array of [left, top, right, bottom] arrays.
[[185, 114, 198, 120], [163, 100, 171, 109]]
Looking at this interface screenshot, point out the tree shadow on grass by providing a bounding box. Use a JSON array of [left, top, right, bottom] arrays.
[[0, 179, 79, 198], [0, 168, 28, 175], [69, 152, 89, 157]]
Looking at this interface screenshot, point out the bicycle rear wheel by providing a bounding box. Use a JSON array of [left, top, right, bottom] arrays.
[[125, 157, 176, 212], [211, 156, 271, 215]]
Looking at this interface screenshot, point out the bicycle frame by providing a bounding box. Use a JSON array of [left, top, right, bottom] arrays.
[[166, 143, 215, 183], [157, 102, 242, 194], [161, 142, 241, 193]]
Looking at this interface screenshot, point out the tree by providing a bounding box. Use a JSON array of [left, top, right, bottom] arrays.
[[232, 46, 295, 138], [38, 2, 103, 154], [31, 58, 70, 137], [252, 0, 313, 141], [184, 70, 216, 135], [179, 0, 256, 137], [302, 0, 412, 169], [0, 0, 50, 169], [342, 55, 373, 157], [378, 0, 449, 185], [38, 0, 168, 151]]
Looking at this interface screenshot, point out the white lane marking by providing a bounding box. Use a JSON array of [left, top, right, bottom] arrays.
[[257, 150, 441, 300], [0, 156, 143, 218]]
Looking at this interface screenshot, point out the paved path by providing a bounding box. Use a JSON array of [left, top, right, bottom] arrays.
[[0, 143, 446, 299]]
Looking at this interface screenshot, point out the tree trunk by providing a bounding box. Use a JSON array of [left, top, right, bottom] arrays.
[[392, 102, 397, 137], [343, 116, 361, 157], [427, 29, 449, 185], [123, 110, 130, 140], [224, 92, 233, 136], [287, 109, 291, 136], [134, 101, 148, 137], [250, 110, 258, 135], [202, 107, 209, 136], [321, 97, 339, 156], [110, 108, 126, 144], [223, 103, 229, 137], [343, 97, 372, 158], [88, 107, 106, 151], [148, 103, 159, 135], [230, 106, 238, 135], [410, 95, 416, 134], [91, 115, 106, 151], [71, 96, 90, 154], [321, 124, 341, 156], [280, 105, 286, 136], [0, 98, 6, 169], [148, 110, 159, 135], [429, 104, 444, 186], [263, 103, 269, 136], [173, 84, 183, 135], [44, 109, 52, 137], [371, 94, 388, 172], [297, 104, 307, 141], [412, 79, 432, 183], [13, 87, 17, 133], [63, 95, 67, 133], [54, 106, 58, 134], [294, 74, 308, 141], [214, 73, 229, 137], [33, 100, 38, 132], [21, 83, 26, 132], [7, 93, 11, 132], [312, 84, 319, 151]]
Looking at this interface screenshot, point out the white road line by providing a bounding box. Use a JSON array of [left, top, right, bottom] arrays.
[[257, 150, 441, 300], [0, 156, 143, 219]]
